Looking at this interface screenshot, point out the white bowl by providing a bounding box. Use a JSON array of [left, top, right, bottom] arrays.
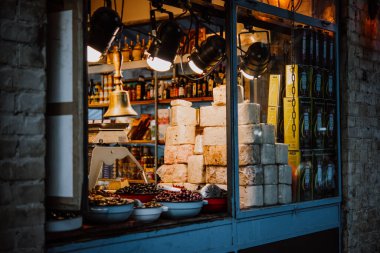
[[46, 216, 83, 232], [159, 200, 207, 219], [132, 206, 168, 223], [86, 203, 134, 223]]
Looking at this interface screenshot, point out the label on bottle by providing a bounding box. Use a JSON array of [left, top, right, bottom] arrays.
[[301, 71, 307, 92], [329, 113, 334, 133], [304, 112, 310, 131], [304, 165, 311, 189], [316, 73, 322, 94], [328, 74, 333, 96], [192, 83, 197, 97], [136, 85, 141, 100], [327, 163, 334, 183], [179, 86, 184, 97], [317, 164, 323, 186], [317, 112, 322, 132]]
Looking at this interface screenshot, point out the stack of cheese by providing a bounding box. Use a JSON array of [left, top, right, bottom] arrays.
[[157, 100, 203, 190]]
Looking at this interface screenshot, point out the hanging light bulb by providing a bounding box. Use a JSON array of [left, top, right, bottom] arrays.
[[146, 20, 183, 72], [239, 42, 270, 80], [87, 7, 121, 62], [188, 35, 226, 75]]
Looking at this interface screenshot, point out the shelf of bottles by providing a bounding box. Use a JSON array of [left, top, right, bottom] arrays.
[[88, 65, 226, 108]]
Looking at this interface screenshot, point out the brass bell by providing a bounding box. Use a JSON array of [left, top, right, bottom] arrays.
[[103, 85, 137, 117]]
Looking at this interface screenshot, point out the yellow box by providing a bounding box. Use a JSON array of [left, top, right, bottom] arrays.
[[288, 150, 300, 202], [268, 74, 281, 107], [285, 64, 298, 98], [283, 97, 299, 150], [267, 106, 278, 137]]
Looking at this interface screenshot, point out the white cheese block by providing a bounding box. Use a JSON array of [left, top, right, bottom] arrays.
[[206, 166, 227, 184], [170, 99, 192, 107], [263, 165, 278, 185], [164, 144, 194, 164], [194, 135, 204, 154], [187, 155, 206, 184], [200, 105, 226, 127], [260, 123, 275, 144], [157, 164, 187, 183], [213, 85, 227, 106], [238, 124, 263, 144], [239, 144, 260, 166], [165, 125, 196, 145], [239, 165, 263, 186], [203, 144, 260, 166], [176, 144, 195, 164], [275, 143, 289, 164], [183, 183, 204, 191], [278, 165, 292, 185], [203, 126, 226, 145], [158, 182, 184, 189], [164, 145, 177, 164], [261, 144, 276, 165], [203, 145, 227, 166], [212, 85, 244, 105], [240, 185, 263, 208], [238, 102, 260, 125], [278, 184, 292, 204], [170, 106, 197, 126], [264, 184, 278, 205]]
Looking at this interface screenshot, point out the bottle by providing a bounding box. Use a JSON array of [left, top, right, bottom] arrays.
[[121, 36, 131, 62], [145, 82, 150, 100], [300, 160, 313, 201], [300, 105, 312, 148], [130, 83, 136, 101], [313, 104, 325, 149], [162, 82, 168, 99], [166, 81, 171, 99], [185, 79, 192, 98], [197, 80, 203, 97], [135, 75, 145, 100], [132, 34, 142, 61], [324, 156, 336, 197], [201, 78, 207, 97], [192, 81, 197, 97], [207, 74, 214, 97], [158, 80, 164, 99], [178, 77, 185, 98], [150, 79, 155, 99], [314, 156, 324, 199]]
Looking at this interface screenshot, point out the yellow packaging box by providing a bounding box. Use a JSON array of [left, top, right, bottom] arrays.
[[288, 150, 300, 202], [268, 74, 281, 107], [283, 97, 299, 150], [285, 64, 299, 98]]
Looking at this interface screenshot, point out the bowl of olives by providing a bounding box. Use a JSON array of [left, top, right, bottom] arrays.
[[86, 190, 134, 223], [116, 183, 160, 203], [154, 189, 207, 219], [132, 201, 168, 223]]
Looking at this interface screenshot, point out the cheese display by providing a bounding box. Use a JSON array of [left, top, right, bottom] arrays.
[[170, 99, 193, 107], [158, 94, 292, 209]]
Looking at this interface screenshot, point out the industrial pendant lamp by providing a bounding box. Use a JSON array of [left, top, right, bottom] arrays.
[[146, 20, 183, 72], [87, 7, 121, 62], [239, 42, 270, 80], [238, 29, 270, 80], [188, 35, 226, 74], [104, 49, 137, 118]]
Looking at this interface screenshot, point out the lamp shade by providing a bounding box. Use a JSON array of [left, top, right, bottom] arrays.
[[147, 20, 183, 72], [239, 42, 270, 80], [188, 35, 226, 74], [87, 7, 121, 62]]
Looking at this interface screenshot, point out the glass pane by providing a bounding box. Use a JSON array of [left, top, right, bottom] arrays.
[[258, 0, 336, 23], [237, 5, 338, 211]]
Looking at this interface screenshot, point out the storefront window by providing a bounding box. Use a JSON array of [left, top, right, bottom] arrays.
[[235, 4, 338, 212]]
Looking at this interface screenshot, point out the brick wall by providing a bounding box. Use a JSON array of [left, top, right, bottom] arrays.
[[0, 0, 46, 252], [341, 0, 380, 252]]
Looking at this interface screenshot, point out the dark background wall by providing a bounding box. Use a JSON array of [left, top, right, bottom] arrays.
[[0, 0, 47, 252], [340, 0, 380, 252]]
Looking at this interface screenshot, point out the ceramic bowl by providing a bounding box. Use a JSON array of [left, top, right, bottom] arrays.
[[202, 198, 227, 213], [132, 205, 168, 223], [159, 200, 208, 219], [46, 216, 83, 232], [86, 203, 134, 223]]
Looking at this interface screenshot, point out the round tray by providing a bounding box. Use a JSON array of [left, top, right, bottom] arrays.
[[133, 206, 168, 223], [86, 203, 134, 223], [158, 200, 207, 219], [202, 198, 227, 213], [46, 216, 83, 232]]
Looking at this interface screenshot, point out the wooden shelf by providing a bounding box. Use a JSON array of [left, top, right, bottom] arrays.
[[88, 97, 213, 108], [88, 54, 190, 74]]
